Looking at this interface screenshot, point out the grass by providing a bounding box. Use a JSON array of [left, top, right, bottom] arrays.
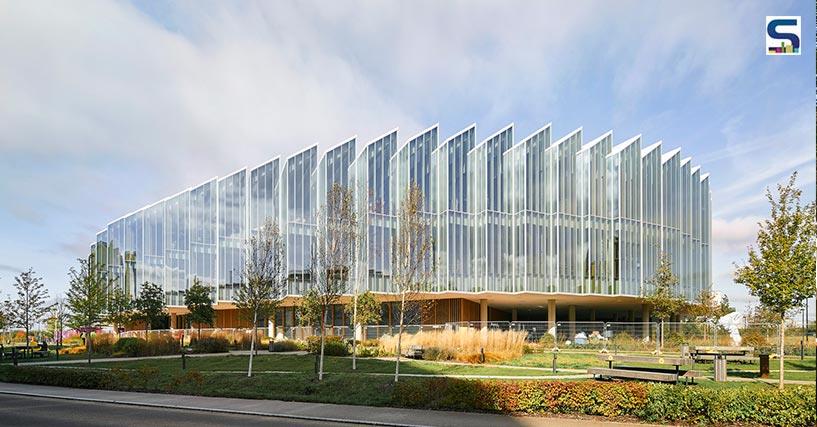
[[63, 353, 566, 377]]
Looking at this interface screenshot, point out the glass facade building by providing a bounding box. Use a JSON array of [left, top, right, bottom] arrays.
[[93, 123, 711, 310]]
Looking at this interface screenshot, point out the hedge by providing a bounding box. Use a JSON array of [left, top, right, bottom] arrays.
[[1, 365, 813, 426], [393, 378, 816, 426], [306, 335, 349, 356]]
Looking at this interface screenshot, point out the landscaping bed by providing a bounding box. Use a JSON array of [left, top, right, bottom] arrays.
[[0, 354, 814, 426]]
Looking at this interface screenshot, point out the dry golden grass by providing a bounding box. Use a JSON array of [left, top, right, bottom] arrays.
[[378, 328, 528, 363]]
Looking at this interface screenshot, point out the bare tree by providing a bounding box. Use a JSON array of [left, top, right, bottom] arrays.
[[310, 183, 358, 381], [235, 219, 287, 377], [391, 185, 435, 382]]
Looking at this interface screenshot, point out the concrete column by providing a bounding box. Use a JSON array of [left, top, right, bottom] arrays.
[[268, 319, 274, 340], [642, 304, 651, 342], [479, 299, 488, 330], [590, 308, 596, 322], [568, 305, 576, 338], [511, 308, 518, 322], [547, 299, 557, 338]]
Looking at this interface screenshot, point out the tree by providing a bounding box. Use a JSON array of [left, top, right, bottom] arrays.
[[345, 290, 380, 368], [133, 282, 166, 330], [643, 253, 685, 350], [185, 277, 215, 340], [688, 289, 733, 323], [48, 297, 70, 352], [7, 268, 51, 353], [0, 296, 8, 345], [235, 219, 287, 377], [734, 173, 816, 389], [390, 185, 435, 382], [66, 257, 108, 364], [310, 183, 358, 381], [106, 286, 132, 336]]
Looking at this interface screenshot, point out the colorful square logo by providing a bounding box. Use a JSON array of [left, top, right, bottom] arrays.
[[766, 16, 800, 55]]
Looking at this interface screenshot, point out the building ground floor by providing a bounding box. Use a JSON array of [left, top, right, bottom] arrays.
[[165, 293, 678, 336]]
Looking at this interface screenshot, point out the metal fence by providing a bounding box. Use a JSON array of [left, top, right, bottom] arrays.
[[118, 320, 813, 356]]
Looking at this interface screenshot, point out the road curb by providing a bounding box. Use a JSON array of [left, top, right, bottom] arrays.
[[0, 388, 430, 427]]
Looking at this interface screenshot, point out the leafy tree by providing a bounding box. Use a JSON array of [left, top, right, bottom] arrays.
[[134, 282, 166, 330], [345, 290, 381, 367], [688, 289, 733, 322], [106, 286, 132, 336], [310, 183, 358, 380], [298, 288, 322, 327], [345, 291, 381, 328], [185, 277, 215, 340], [66, 257, 108, 364], [48, 297, 70, 351], [642, 253, 685, 350], [643, 253, 685, 322], [734, 173, 816, 389], [391, 185, 435, 382], [7, 268, 51, 352], [236, 219, 287, 377]]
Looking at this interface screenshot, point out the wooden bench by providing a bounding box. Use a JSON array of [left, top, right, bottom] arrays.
[[694, 354, 756, 362], [588, 367, 678, 383]]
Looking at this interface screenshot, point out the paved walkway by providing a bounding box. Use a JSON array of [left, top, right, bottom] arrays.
[[0, 382, 648, 426]]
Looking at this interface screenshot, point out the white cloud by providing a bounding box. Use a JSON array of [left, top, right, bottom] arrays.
[[712, 216, 761, 252]]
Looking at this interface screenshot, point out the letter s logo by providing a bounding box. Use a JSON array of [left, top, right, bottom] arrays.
[[767, 19, 800, 49]]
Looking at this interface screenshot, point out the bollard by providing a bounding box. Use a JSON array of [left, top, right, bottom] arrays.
[[181, 351, 186, 370], [759, 353, 770, 378], [479, 347, 485, 364], [552, 352, 557, 373], [800, 340, 804, 360], [12, 347, 18, 367]]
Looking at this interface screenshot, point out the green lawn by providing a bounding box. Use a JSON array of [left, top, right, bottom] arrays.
[[64, 353, 567, 377]]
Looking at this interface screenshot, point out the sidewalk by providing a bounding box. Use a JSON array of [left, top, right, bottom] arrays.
[[0, 382, 648, 427]]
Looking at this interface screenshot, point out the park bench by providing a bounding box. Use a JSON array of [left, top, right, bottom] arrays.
[[588, 367, 679, 383], [692, 346, 754, 382], [589, 354, 695, 384], [404, 345, 424, 359]]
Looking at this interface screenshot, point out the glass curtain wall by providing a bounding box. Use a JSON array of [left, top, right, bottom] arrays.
[[641, 142, 662, 295], [470, 124, 513, 292], [607, 136, 641, 296], [94, 122, 712, 307], [218, 169, 246, 301], [504, 125, 551, 293], [576, 132, 612, 294], [432, 125, 475, 292], [350, 131, 396, 293], [190, 179, 218, 301]]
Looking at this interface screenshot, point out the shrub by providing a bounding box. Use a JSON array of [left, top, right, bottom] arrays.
[[423, 346, 454, 361], [113, 337, 147, 357], [538, 333, 555, 348], [355, 346, 379, 357], [144, 334, 181, 356], [91, 333, 116, 356], [307, 335, 349, 356], [379, 328, 527, 363], [269, 339, 303, 352], [191, 336, 229, 354], [393, 379, 816, 426]]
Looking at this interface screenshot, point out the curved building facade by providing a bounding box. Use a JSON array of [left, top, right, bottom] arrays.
[[92, 123, 711, 327]]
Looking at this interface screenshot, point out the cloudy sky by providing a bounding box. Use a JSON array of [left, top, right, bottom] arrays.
[[1, 1, 814, 316]]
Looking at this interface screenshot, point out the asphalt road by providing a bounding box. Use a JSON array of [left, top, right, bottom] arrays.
[[0, 395, 368, 427]]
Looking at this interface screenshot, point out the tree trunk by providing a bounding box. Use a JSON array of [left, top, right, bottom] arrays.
[[394, 291, 406, 383], [318, 308, 326, 381], [778, 317, 785, 390], [352, 292, 358, 371], [248, 312, 257, 378], [86, 330, 92, 364]]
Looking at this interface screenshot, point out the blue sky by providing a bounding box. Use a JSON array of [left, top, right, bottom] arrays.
[[0, 1, 814, 316]]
